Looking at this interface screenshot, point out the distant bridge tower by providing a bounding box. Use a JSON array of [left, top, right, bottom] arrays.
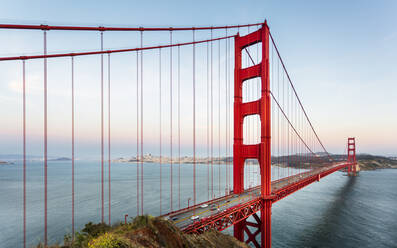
[[233, 20, 272, 248], [347, 137, 358, 176]]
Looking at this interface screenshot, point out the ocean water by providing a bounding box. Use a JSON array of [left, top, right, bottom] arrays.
[[0, 161, 396, 248]]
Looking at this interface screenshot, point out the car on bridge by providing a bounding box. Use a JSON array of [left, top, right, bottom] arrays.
[[190, 215, 200, 221]]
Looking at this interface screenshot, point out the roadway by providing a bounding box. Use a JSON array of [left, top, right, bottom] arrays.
[[163, 163, 346, 230]]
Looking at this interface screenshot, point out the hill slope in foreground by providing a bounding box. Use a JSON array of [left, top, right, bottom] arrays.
[[40, 215, 248, 248]]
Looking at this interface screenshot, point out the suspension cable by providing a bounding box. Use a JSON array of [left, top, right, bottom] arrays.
[[177, 45, 181, 210], [22, 59, 26, 248], [170, 30, 173, 212], [43, 30, 48, 247], [135, 50, 139, 216], [100, 31, 105, 223], [225, 29, 228, 194], [269, 32, 333, 161], [210, 28, 214, 199], [0, 22, 262, 31], [107, 53, 111, 225], [159, 48, 162, 215], [0, 35, 235, 62], [218, 38, 221, 196], [140, 30, 144, 215], [192, 29, 196, 207], [206, 40, 210, 200], [71, 56, 75, 240]]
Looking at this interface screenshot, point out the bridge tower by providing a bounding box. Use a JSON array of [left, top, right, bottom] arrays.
[[233, 21, 272, 248], [347, 137, 358, 176]]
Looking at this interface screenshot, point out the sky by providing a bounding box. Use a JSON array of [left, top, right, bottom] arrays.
[[0, 0, 396, 158]]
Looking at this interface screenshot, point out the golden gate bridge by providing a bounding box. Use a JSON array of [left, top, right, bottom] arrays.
[[0, 20, 358, 248]]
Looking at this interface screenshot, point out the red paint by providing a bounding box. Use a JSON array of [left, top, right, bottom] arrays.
[[22, 60, 26, 248], [0, 35, 235, 61], [184, 162, 351, 235], [0, 23, 262, 32], [347, 138, 357, 176], [233, 21, 272, 248], [43, 30, 48, 248]]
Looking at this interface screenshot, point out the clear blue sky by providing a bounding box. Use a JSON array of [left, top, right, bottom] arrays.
[[0, 0, 396, 157]]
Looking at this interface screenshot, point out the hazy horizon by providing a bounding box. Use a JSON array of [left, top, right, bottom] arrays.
[[1, 1, 396, 157]]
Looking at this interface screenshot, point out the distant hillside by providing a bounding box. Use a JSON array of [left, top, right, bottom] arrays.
[[355, 154, 397, 171], [42, 215, 248, 248], [113, 153, 397, 171]]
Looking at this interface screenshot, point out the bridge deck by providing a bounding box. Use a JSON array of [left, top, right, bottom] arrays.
[[162, 162, 349, 231]]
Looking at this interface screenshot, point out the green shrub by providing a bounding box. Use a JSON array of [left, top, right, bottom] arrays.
[[88, 233, 130, 248], [82, 222, 111, 237]]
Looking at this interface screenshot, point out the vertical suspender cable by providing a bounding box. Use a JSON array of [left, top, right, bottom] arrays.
[[136, 50, 139, 216], [277, 56, 280, 180], [192, 29, 196, 206], [282, 61, 284, 178], [287, 72, 290, 178], [248, 26, 251, 188], [71, 56, 75, 240], [299, 94, 302, 168], [140, 30, 144, 215], [291, 62, 293, 174], [218, 38, 221, 196], [206, 41, 210, 200], [178, 45, 181, 210], [43, 30, 48, 248], [100, 31, 104, 223], [228, 36, 231, 191], [271, 43, 274, 182], [210, 28, 214, 199], [225, 29, 228, 193], [170, 31, 173, 211], [107, 54, 111, 225], [294, 86, 297, 173], [246, 27, 250, 189], [22, 60, 26, 248], [159, 48, 162, 215], [257, 27, 260, 184]]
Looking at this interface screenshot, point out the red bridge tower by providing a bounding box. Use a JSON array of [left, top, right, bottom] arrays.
[[347, 137, 358, 176], [233, 21, 272, 248]]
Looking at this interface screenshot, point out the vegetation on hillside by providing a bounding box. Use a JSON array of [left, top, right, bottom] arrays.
[[38, 215, 249, 248], [355, 154, 397, 170]]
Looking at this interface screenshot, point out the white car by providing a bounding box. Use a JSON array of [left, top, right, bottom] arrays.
[[200, 204, 208, 208], [190, 215, 200, 220]]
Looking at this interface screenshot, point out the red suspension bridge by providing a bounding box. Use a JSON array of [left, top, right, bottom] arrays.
[[0, 20, 358, 248]]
